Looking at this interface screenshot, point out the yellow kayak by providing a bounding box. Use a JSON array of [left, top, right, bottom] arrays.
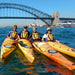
[[1, 38, 17, 61], [33, 41, 75, 70], [18, 39, 35, 63], [48, 41, 75, 58]]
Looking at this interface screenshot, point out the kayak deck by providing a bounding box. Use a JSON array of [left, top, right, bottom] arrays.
[[1, 38, 17, 61], [33, 42, 75, 70], [18, 39, 35, 63], [48, 42, 75, 58]]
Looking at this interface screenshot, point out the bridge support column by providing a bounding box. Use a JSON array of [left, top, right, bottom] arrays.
[[52, 11, 60, 26]]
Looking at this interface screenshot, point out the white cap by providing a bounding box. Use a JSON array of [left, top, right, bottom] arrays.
[[46, 28, 51, 30]]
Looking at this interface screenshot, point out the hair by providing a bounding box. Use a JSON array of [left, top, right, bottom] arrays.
[[24, 26, 28, 29], [46, 29, 52, 34], [14, 25, 17, 28]]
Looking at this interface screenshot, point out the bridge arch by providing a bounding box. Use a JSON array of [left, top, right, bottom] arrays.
[[0, 3, 52, 26]]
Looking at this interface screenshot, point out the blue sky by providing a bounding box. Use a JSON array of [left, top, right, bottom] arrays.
[[0, 0, 75, 26]]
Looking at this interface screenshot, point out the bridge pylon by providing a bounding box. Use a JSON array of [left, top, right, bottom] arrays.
[[52, 11, 60, 26]]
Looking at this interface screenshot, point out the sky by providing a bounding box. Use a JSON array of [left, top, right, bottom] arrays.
[[0, 0, 75, 26]]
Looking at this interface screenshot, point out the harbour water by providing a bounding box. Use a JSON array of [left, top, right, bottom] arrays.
[[0, 27, 75, 75]]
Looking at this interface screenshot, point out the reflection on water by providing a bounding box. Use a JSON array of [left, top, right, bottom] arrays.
[[1, 47, 75, 75], [42, 56, 73, 75], [15, 48, 49, 75]]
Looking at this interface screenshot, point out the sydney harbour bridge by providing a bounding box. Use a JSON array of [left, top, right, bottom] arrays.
[[0, 3, 75, 26]]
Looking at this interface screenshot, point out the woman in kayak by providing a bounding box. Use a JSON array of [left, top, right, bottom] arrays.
[[7, 25, 19, 40], [18, 26, 30, 39], [29, 27, 41, 41], [42, 28, 59, 42]]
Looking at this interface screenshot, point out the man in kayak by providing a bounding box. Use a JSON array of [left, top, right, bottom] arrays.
[[42, 28, 59, 42], [19, 26, 30, 39], [29, 27, 41, 41], [7, 25, 19, 40]]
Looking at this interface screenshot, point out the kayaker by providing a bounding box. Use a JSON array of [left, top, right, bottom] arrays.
[[29, 27, 41, 41], [19, 26, 30, 39], [7, 25, 19, 40], [42, 28, 59, 42]]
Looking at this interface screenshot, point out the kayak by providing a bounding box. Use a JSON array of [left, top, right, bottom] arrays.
[[48, 41, 75, 58], [1, 38, 17, 61], [33, 41, 75, 70], [18, 39, 35, 63]]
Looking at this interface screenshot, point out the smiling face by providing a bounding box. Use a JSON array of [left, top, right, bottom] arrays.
[[13, 25, 17, 31], [48, 30, 51, 34], [33, 28, 37, 32], [24, 28, 27, 31], [46, 29, 52, 34]]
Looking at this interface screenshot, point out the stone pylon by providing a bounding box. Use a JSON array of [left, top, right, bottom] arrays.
[[52, 11, 60, 26]]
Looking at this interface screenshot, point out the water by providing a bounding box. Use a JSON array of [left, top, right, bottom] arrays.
[[0, 27, 75, 75]]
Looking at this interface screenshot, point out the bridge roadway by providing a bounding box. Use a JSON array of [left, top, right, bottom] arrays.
[[60, 18, 75, 20], [0, 17, 54, 19], [0, 17, 75, 21]]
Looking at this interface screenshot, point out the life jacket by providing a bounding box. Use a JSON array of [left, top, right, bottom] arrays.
[[10, 31, 18, 39], [20, 31, 29, 39], [32, 32, 40, 40], [47, 33, 54, 41]]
